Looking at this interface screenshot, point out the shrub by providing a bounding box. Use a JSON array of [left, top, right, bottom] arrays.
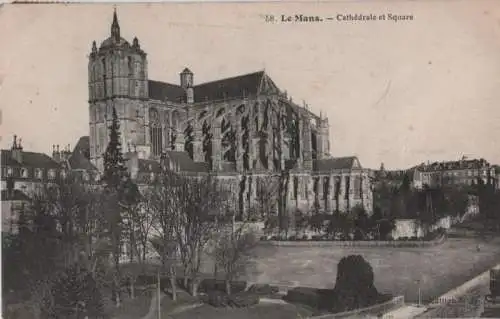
[[228, 292, 260, 308], [199, 279, 247, 294], [247, 284, 279, 296], [334, 255, 380, 312], [302, 234, 309, 240], [270, 235, 278, 241], [259, 236, 267, 241], [410, 236, 418, 241], [288, 235, 297, 241], [206, 291, 230, 307], [283, 287, 320, 309], [311, 235, 321, 241]]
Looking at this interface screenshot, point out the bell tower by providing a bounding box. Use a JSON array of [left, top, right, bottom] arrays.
[[88, 9, 149, 172]]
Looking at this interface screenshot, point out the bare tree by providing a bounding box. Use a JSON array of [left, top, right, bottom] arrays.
[[145, 169, 182, 301], [173, 173, 229, 296], [212, 218, 258, 295]]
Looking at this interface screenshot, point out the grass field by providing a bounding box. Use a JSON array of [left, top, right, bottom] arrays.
[[240, 236, 500, 303]]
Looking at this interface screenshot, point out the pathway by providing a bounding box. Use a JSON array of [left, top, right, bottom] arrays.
[[141, 291, 166, 319]]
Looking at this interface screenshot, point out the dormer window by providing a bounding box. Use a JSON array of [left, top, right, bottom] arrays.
[[48, 169, 56, 180], [35, 168, 43, 179]]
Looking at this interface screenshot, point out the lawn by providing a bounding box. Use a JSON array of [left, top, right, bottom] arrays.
[[104, 288, 152, 319], [238, 236, 500, 303]]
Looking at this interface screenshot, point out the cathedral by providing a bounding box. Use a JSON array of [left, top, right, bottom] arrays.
[[87, 10, 374, 217]]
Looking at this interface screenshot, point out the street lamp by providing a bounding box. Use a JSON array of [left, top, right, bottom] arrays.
[[415, 279, 422, 307]]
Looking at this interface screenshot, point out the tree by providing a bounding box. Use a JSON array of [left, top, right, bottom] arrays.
[[3, 176, 108, 319], [145, 169, 183, 301], [45, 264, 105, 318], [102, 106, 128, 190], [213, 219, 258, 295], [334, 255, 379, 311], [294, 209, 307, 237], [173, 173, 229, 296], [101, 105, 130, 307], [118, 177, 142, 299], [352, 205, 370, 240]]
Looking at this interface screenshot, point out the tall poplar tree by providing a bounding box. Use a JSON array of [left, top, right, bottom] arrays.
[[102, 106, 128, 189]]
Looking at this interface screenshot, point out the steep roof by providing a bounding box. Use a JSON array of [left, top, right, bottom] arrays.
[[193, 71, 266, 103], [148, 80, 185, 102], [67, 136, 97, 171], [148, 70, 279, 103], [1, 150, 60, 169], [313, 156, 362, 171]]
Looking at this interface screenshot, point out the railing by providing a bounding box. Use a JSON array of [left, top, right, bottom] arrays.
[[260, 235, 446, 248], [307, 295, 405, 319]]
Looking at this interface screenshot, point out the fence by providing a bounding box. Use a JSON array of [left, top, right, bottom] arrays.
[[260, 235, 446, 248], [307, 295, 405, 319]]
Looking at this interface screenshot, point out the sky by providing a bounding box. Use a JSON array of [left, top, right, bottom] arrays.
[[1, 1, 500, 170]]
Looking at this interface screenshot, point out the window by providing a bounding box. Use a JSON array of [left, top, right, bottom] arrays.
[[344, 176, 350, 199], [60, 170, 67, 179], [35, 168, 43, 179], [48, 169, 56, 179], [322, 176, 330, 200], [21, 168, 28, 178], [149, 108, 163, 156], [7, 167, 13, 177]]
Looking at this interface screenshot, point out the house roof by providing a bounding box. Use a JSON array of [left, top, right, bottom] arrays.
[[67, 136, 97, 171], [164, 151, 210, 172], [1, 149, 61, 169], [1, 189, 30, 202], [148, 70, 277, 103], [313, 156, 361, 171], [138, 159, 162, 173], [416, 158, 492, 172]]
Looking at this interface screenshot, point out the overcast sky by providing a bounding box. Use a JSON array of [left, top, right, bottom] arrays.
[[1, 1, 500, 169]]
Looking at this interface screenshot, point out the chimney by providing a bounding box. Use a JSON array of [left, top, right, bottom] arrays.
[[60, 144, 72, 162], [11, 135, 23, 163], [52, 144, 61, 162]]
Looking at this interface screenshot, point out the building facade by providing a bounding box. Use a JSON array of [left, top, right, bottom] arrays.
[[412, 157, 497, 190], [87, 11, 373, 215], [1, 135, 100, 233]]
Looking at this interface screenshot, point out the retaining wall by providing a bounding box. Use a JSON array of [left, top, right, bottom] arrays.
[[259, 235, 446, 248], [307, 295, 405, 319], [430, 263, 500, 305]]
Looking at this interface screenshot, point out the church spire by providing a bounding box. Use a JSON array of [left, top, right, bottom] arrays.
[[111, 8, 120, 41]]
